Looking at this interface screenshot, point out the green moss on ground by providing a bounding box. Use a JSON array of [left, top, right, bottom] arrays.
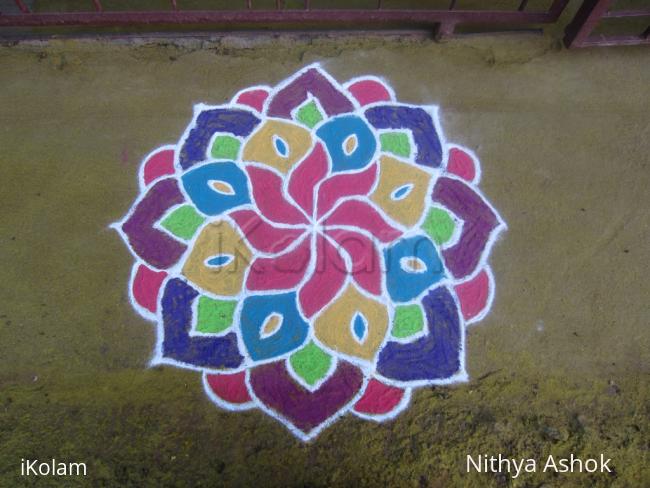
[[1, 371, 647, 487]]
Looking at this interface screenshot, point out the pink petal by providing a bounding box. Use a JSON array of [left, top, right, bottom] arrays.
[[353, 379, 405, 415], [323, 200, 402, 243], [446, 147, 478, 183], [246, 165, 308, 225], [205, 372, 252, 405], [247, 236, 311, 291], [454, 268, 491, 322], [141, 148, 175, 187], [132, 264, 167, 313], [317, 163, 378, 218], [287, 143, 329, 216], [230, 209, 305, 254], [326, 228, 382, 296], [347, 79, 393, 106], [235, 88, 269, 113], [298, 235, 347, 318]]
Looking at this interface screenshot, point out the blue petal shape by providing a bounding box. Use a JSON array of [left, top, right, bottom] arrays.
[[160, 278, 243, 369], [392, 184, 413, 200], [377, 286, 462, 382], [316, 115, 377, 173], [179, 108, 260, 170], [273, 135, 288, 157], [353, 313, 367, 342], [181, 162, 250, 216], [240, 293, 309, 361], [206, 254, 233, 267], [384, 235, 445, 302], [365, 105, 442, 168]]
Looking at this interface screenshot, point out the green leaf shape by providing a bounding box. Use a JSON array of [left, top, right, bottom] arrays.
[[392, 304, 425, 339], [196, 297, 236, 334], [160, 205, 205, 241], [210, 135, 241, 160], [380, 132, 411, 158], [421, 207, 456, 245], [290, 342, 333, 386], [295, 101, 324, 129]]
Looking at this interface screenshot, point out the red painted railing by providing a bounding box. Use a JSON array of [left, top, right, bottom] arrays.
[[4, 1, 647, 48], [564, 0, 650, 47], [1, 0, 569, 41]]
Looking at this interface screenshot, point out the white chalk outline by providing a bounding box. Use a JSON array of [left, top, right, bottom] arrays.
[[111, 62, 507, 442], [351, 387, 413, 423]]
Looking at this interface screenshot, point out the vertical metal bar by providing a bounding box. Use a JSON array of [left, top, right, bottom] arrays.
[[448, 0, 457, 10], [92, 0, 103, 12], [377, 0, 383, 9], [518, 0, 529, 11], [435, 21, 456, 40], [276, 0, 283, 10], [246, 0, 252, 9], [14, 0, 30, 14], [304, 0, 310, 10], [170, 0, 178, 11], [564, 0, 614, 48], [549, 0, 571, 19]]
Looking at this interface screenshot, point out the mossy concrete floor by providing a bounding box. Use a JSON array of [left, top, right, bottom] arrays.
[[0, 33, 648, 487]]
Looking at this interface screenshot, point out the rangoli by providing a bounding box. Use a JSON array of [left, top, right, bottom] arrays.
[[114, 64, 506, 441]]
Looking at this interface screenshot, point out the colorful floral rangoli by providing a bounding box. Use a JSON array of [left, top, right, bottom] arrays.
[[114, 64, 506, 441]]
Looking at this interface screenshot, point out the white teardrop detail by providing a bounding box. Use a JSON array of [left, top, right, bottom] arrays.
[[210, 180, 236, 196], [391, 184, 414, 201], [205, 254, 234, 268], [343, 134, 358, 156], [260, 313, 283, 339], [399, 256, 427, 274]]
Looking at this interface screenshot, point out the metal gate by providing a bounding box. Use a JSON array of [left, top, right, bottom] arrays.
[[564, 0, 650, 47], [0, 0, 569, 41], [1, 1, 649, 48]]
